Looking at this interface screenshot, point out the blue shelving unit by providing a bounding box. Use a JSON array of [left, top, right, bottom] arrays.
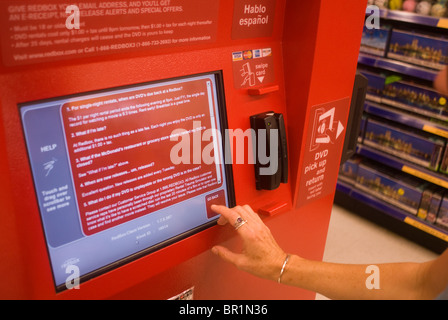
[[359, 9, 447, 81], [337, 8, 448, 249], [358, 53, 439, 82], [364, 101, 448, 139], [385, 9, 448, 29], [356, 144, 448, 189], [337, 180, 448, 243]]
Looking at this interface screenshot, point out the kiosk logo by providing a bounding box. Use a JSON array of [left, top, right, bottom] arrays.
[[297, 98, 350, 206]]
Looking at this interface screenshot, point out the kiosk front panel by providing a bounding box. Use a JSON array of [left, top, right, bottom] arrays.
[[0, 0, 366, 299]]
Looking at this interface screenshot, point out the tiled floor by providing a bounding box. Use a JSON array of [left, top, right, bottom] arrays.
[[316, 204, 439, 300]]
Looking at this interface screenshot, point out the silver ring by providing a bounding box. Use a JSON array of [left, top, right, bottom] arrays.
[[234, 217, 247, 230]]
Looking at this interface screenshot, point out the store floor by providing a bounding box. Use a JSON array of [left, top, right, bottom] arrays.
[[315, 204, 439, 300]]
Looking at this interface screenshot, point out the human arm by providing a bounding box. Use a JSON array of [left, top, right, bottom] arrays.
[[434, 66, 448, 96], [281, 255, 433, 300], [211, 204, 448, 300]]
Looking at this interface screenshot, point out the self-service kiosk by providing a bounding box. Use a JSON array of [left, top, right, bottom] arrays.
[[0, 0, 367, 299]]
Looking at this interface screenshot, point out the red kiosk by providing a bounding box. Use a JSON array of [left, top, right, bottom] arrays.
[[0, 0, 366, 299]]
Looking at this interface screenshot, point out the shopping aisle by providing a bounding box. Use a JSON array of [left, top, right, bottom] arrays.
[[316, 204, 439, 300]]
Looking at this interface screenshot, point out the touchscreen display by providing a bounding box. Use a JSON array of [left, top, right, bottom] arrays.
[[20, 72, 234, 291]]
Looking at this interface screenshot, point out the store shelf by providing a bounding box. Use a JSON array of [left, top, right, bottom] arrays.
[[344, 6, 448, 251], [364, 101, 448, 139], [383, 9, 448, 29], [336, 180, 448, 242], [356, 144, 448, 189], [358, 53, 439, 82]]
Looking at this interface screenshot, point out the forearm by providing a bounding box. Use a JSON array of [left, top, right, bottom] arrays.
[[434, 67, 448, 95], [281, 255, 427, 300]]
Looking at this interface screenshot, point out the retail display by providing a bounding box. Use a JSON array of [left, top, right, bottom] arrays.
[[375, 0, 390, 9], [403, 0, 418, 12], [361, 70, 448, 119], [337, 5, 448, 248], [416, 1, 433, 15], [360, 26, 391, 57], [389, 0, 404, 10], [356, 160, 428, 215], [375, 0, 448, 17], [426, 188, 443, 222], [363, 117, 445, 171], [339, 156, 448, 230], [388, 30, 448, 70], [432, 2, 447, 17], [437, 197, 448, 228]]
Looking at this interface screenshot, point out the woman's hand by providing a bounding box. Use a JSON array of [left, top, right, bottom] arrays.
[[211, 204, 288, 282]]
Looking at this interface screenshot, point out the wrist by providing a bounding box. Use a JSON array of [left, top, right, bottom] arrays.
[[277, 254, 304, 285], [265, 251, 288, 282], [277, 254, 291, 283]]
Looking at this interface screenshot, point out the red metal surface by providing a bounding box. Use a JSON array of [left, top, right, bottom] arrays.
[[0, 0, 366, 299]]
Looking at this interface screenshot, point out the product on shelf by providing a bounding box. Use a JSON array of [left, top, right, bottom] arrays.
[[417, 185, 433, 219], [403, 0, 418, 12], [363, 118, 445, 171], [440, 147, 448, 174], [388, 29, 448, 70], [338, 155, 447, 223], [355, 160, 428, 215], [400, 0, 447, 15], [375, 0, 389, 9], [417, 185, 444, 219], [359, 115, 368, 144], [360, 25, 391, 57], [360, 69, 448, 120], [436, 196, 448, 229], [360, 70, 386, 103], [382, 79, 448, 120], [427, 188, 443, 222], [441, 146, 448, 172], [339, 156, 362, 185], [431, 1, 447, 17], [416, 0, 433, 15], [389, 0, 404, 10]]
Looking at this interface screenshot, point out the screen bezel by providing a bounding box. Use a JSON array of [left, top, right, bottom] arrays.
[[19, 71, 235, 292]]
